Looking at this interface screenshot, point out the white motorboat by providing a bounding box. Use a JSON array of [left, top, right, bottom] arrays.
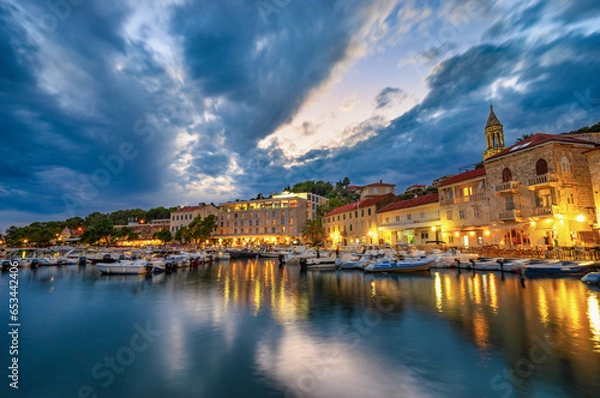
[[364, 257, 435, 273], [95, 260, 154, 275]]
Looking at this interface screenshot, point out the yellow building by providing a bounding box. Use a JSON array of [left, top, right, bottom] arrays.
[[347, 180, 395, 199], [217, 196, 308, 244], [322, 194, 395, 246], [377, 193, 441, 246], [438, 168, 491, 247]]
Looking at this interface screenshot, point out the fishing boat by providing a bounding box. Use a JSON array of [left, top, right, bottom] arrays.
[[226, 248, 258, 258], [95, 259, 154, 275], [306, 262, 337, 271], [582, 272, 600, 285], [465, 257, 527, 272], [521, 260, 596, 277], [364, 257, 435, 273]]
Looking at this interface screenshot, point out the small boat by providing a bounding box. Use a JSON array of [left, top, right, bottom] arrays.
[[226, 248, 258, 258], [581, 272, 600, 285], [521, 260, 596, 277], [306, 263, 337, 271], [364, 258, 434, 273], [464, 257, 527, 272], [95, 260, 154, 275]]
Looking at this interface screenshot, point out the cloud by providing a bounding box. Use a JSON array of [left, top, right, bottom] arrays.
[[375, 87, 407, 109]]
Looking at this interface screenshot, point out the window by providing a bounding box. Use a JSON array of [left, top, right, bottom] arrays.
[[240, 221, 244, 227], [249, 220, 253, 226], [385, 217, 389, 223], [271, 227, 276, 233], [473, 207, 480, 219], [535, 188, 556, 207], [343, 214, 346, 220], [355, 211, 358, 218], [255, 228, 259, 234], [288, 226, 293, 233], [281, 218, 285, 224], [505, 195, 515, 211], [459, 210, 466, 219], [349, 213, 352, 219], [420, 212, 425, 219], [368, 209, 372, 216], [446, 210, 452, 220], [349, 224, 353, 231], [234, 229, 237, 234], [535, 158, 548, 175], [271, 219, 276, 225], [264, 227, 268, 233], [420, 232, 429, 240], [566, 188, 575, 205], [561, 156, 571, 173], [256, 220, 260, 226], [395, 216, 400, 222], [407, 214, 412, 220], [338, 215, 340, 221], [502, 168, 512, 182], [271, 211, 276, 217], [361, 209, 364, 217]]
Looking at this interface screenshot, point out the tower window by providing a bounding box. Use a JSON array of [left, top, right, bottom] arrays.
[[560, 156, 571, 173]]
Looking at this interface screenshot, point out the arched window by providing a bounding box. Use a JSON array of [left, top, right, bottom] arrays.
[[561, 156, 571, 173], [535, 158, 548, 175], [502, 168, 512, 182]]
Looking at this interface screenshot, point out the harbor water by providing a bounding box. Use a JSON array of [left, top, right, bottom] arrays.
[[1, 259, 600, 397]]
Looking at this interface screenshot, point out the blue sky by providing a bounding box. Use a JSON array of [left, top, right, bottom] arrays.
[[1, 0, 600, 230]]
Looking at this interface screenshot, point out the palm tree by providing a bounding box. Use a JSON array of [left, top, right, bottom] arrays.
[[515, 134, 533, 143], [301, 219, 325, 245]]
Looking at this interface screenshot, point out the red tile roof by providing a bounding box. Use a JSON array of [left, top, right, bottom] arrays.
[[172, 206, 200, 213], [438, 168, 486, 187], [324, 194, 393, 217], [378, 193, 439, 213], [347, 181, 395, 190], [486, 133, 596, 161]]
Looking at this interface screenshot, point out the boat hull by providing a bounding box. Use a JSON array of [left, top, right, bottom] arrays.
[[364, 258, 434, 273], [96, 261, 151, 275]]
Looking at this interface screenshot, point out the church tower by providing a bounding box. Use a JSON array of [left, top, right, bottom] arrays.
[[483, 105, 505, 160]]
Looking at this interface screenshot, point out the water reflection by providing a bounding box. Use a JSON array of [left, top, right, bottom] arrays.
[[4, 261, 600, 397]]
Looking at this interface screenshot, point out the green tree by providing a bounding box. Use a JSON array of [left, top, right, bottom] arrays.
[[64, 216, 84, 229], [153, 228, 173, 244], [187, 215, 218, 244], [81, 218, 115, 245], [128, 231, 140, 241], [174, 226, 188, 243], [301, 219, 325, 245], [515, 134, 533, 143]]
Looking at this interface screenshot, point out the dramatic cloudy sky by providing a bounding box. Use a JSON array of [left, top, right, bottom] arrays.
[[1, 0, 600, 228]]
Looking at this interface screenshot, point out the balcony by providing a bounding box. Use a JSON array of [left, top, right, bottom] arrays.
[[440, 198, 455, 206], [498, 209, 522, 221], [495, 181, 520, 194], [527, 173, 557, 190], [529, 206, 558, 217]]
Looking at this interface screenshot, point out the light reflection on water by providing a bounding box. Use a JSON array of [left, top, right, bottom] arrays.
[[2, 260, 600, 397]]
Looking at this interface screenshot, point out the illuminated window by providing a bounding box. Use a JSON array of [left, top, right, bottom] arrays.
[[502, 168, 512, 182], [446, 211, 452, 220], [561, 156, 571, 173], [459, 210, 466, 219]]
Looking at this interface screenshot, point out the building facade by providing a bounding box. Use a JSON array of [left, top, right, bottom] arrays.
[[217, 196, 308, 244], [377, 193, 441, 246], [273, 192, 328, 220], [438, 168, 491, 247], [170, 203, 219, 234], [347, 181, 395, 199], [322, 194, 395, 246], [584, 148, 600, 230], [485, 133, 599, 247]]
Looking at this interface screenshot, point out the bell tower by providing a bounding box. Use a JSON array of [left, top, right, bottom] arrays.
[[483, 105, 505, 160]]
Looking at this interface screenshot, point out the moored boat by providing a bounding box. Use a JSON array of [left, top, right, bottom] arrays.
[[364, 257, 434, 273], [582, 272, 600, 285], [95, 259, 154, 275], [521, 260, 596, 277]]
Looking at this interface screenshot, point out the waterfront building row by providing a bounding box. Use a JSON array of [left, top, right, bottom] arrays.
[[324, 106, 600, 248]]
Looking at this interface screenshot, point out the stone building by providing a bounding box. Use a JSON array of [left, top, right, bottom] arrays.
[[273, 191, 328, 220], [485, 133, 598, 247], [170, 203, 219, 234], [217, 195, 308, 244], [377, 193, 441, 246], [482, 105, 506, 160], [438, 168, 491, 247], [322, 194, 395, 246], [584, 147, 600, 231]]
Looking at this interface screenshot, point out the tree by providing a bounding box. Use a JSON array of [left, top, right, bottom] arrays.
[[153, 228, 173, 244], [515, 134, 533, 143], [186, 215, 218, 244], [174, 226, 188, 243], [81, 218, 115, 245], [301, 219, 325, 245]]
